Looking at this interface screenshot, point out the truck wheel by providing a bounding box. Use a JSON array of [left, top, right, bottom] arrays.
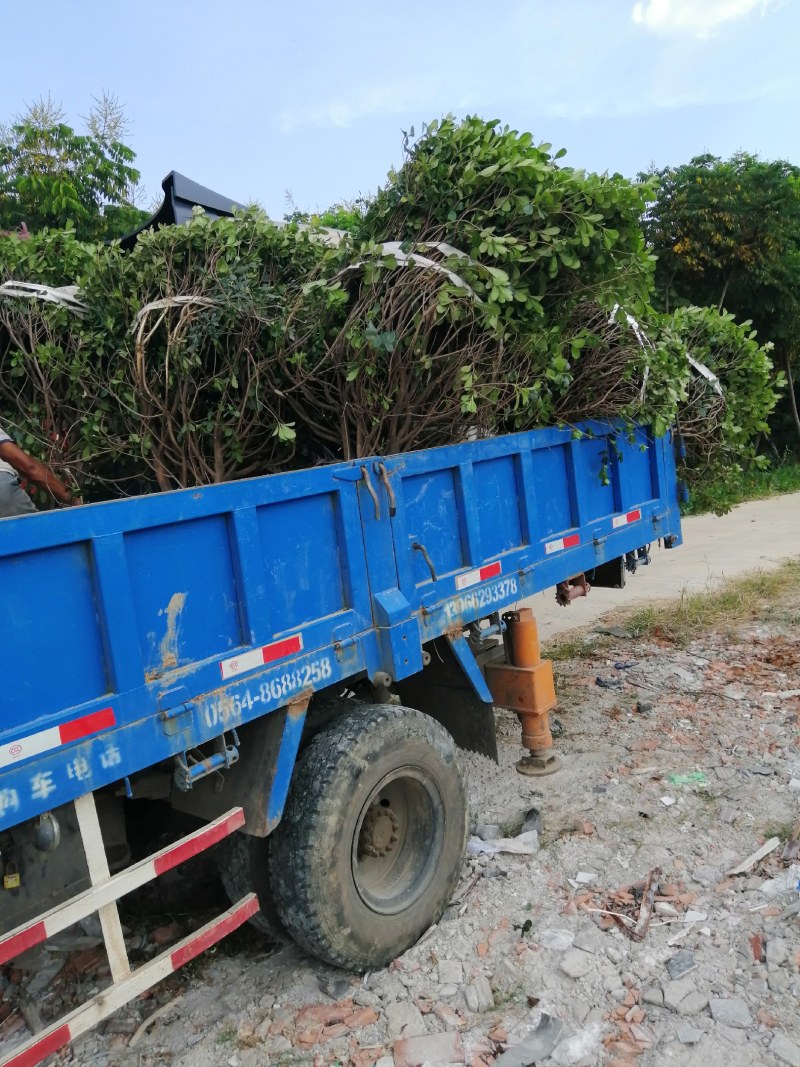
[[268, 704, 468, 970], [215, 831, 286, 941]]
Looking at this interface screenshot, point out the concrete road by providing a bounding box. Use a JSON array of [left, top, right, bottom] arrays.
[[523, 491, 800, 640]]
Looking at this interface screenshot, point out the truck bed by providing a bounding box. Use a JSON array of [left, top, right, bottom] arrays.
[[0, 421, 681, 831]]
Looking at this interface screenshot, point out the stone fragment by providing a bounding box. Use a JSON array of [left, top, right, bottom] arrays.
[[655, 902, 678, 917], [559, 948, 594, 979], [494, 1014, 563, 1067], [768, 971, 790, 994], [678, 992, 709, 1016], [708, 998, 752, 1029], [24, 960, 65, 998], [641, 987, 663, 1007], [572, 924, 605, 953], [464, 977, 494, 1014], [385, 1002, 426, 1040], [490, 958, 520, 993], [550, 1024, 603, 1065], [766, 937, 788, 968], [666, 949, 696, 980], [662, 977, 697, 1012], [770, 1034, 800, 1067], [537, 928, 574, 951], [437, 960, 464, 985], [676, 1023, 703, 1044], [394, 1031, 464, 1067]]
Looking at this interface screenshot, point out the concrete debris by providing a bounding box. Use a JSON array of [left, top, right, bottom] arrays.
[[3, 599, 800, 1067], [494, 1013, 563, 1066], [708, 997, 753, 1029], [726, 836, 781, 875], [665, 949, 696, 980], [394, 1030, 464, 1067], [464, 976, 494, 1013]]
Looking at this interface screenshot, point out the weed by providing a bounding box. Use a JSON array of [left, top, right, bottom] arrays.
[[762, 822, 796, 844], [217, 1023, 237, 1045], [622, 560, 800, 646]]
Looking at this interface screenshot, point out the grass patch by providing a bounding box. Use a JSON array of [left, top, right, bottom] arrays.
[[546, 633, 606, 662], [683, 461, 800, 516], [762, 821, 798, 845], [623, 560, 800, 646], [542, 559, 800, 659]]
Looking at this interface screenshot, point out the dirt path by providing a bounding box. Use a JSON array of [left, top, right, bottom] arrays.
[[526, 492, 800, 640]]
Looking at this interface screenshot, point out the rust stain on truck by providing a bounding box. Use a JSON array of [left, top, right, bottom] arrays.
[[159, 592, 187, 669]]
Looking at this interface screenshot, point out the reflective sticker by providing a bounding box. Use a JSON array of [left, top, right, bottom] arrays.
[[544, 533, 580, 555], [0, 708, 115, 770], [455, 560, 502, 590], [219, 633, 304, 680], [612, 509, 642, 529]]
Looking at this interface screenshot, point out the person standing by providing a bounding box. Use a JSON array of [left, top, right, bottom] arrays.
[[0, 425, 74, 518]]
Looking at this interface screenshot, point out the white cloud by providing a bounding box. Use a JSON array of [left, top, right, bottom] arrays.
[[631, 0, 777, 37], [278, 79, 475, 134]]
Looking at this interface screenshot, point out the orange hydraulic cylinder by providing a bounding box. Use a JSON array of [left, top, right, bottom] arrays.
[[485, 608, 557, 759]]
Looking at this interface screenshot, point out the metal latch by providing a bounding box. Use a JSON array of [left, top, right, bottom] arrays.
[[173, 730, 240, 792]]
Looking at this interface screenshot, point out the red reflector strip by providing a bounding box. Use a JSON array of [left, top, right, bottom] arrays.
[[153, 808, 245, 877], [0, 921, 47, 967], [0, 708, 116, 770], [455, 560, 502, 591], [58, 706, 116, 745], [612, 508, 642, 529], [171, 894, 259, 970], [261, 633, 303, 664], [220, 634, 304, 681], [544, 533, 580, 555], [4, 1023, 72, 1067]]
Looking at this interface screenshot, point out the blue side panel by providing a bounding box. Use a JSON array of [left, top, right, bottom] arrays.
[[530, 443, 573, 533], [0, 420, 682, 833], [403, 469, 464, 585], [473, 455, 523, 556], [258, 493, 345, 627], [1, 543, 109, 729], [125, 516, 243, 676]]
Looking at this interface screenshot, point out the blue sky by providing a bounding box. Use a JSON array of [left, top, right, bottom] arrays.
[[2, 0, 797, 217]]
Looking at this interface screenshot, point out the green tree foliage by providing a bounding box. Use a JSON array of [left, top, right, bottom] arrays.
[[0, 117, 783, 504], [0, 94, 148, 241], [658, 306, 782, 509], [643, 152, 800, 448]]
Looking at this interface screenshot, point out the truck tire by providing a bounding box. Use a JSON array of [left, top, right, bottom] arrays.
[[215, 831, 286, 942], [268, 704, 467, 970]]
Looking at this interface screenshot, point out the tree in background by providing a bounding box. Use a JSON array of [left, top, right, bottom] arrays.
[[642, 152, 800, 449], [0, 93, 148, 241]]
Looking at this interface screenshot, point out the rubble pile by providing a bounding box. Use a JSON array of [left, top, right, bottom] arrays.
[[2, 599, 798, 1067]]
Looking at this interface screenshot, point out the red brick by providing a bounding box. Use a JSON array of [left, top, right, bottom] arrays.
[[296, 1000, 355, 1028], [323, 1023, 351, 1040], [297, 1025, 324, 1046], [344, 1007, 379, 1030], [434, 1004, 461, 1028]]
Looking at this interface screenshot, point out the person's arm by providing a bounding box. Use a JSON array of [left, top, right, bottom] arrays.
[[0, 440, 74, 505]]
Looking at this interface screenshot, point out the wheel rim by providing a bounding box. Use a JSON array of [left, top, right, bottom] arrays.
[[352, 767, 445, 916]]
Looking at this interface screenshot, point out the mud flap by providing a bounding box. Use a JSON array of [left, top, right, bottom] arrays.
[[395, 636, 499, 761]]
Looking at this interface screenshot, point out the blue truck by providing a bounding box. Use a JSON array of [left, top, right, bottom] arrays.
[[0, 416, 682, 1066]]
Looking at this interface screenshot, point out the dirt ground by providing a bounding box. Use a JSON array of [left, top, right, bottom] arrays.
[[2, 566, 799, 1067]]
